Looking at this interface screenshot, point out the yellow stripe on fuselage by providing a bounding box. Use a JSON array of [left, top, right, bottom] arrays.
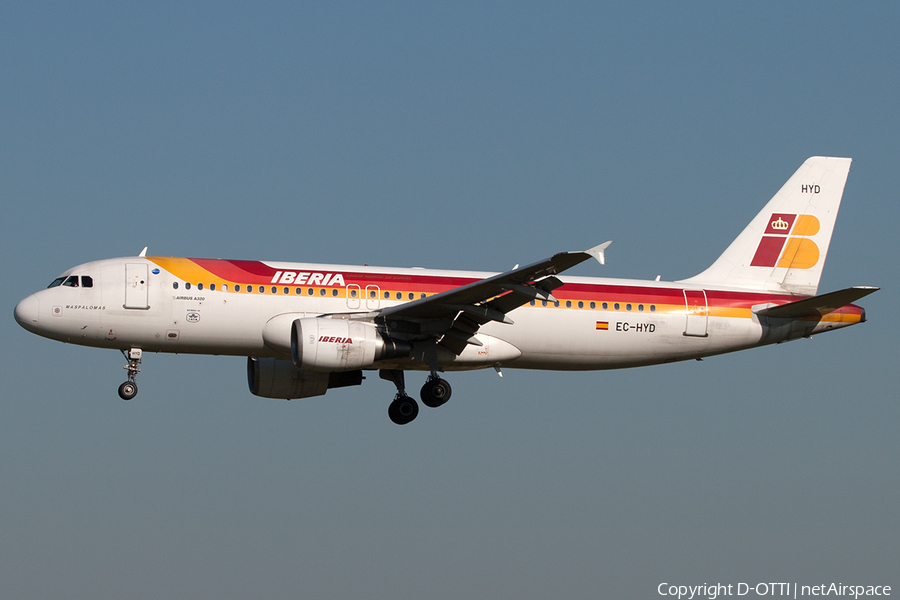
[[148, 257, 229, 285]]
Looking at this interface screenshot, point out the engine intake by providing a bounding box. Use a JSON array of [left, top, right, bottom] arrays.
[[291, 317, 411, 371]]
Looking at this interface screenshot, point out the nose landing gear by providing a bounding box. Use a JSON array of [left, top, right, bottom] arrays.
[[118, 348, 142, 400]]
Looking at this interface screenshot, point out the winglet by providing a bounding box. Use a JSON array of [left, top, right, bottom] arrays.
[[585, 241, 612, 265], [138, 247, 148, 258]]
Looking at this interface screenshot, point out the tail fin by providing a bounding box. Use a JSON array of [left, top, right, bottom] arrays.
[[680, 156, 852, 295]]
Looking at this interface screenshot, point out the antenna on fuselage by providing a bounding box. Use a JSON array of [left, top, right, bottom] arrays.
[[138, 247, 147, 257]]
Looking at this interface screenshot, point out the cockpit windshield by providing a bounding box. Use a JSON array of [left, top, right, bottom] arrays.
[[47, 275, 93, 288]]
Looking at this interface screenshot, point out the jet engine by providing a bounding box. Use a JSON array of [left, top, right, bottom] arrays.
[[247, 357, 363, 399], [291, 317, 411, 371]]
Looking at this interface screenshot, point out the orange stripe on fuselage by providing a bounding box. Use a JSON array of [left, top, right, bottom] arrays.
[[148, 257, 228, 284]]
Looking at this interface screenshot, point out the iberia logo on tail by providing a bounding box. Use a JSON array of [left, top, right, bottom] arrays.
[[751, 213, 821, 269]]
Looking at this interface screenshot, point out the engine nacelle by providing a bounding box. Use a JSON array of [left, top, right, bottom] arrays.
[[291, 317, 410, 371], [247, 357, 363, 399]]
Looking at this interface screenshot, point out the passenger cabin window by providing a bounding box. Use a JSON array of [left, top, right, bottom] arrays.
[[173, 282, 179, 289], [48, 277, 66, 288]]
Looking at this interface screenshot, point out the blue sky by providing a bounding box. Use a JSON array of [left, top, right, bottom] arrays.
[[2, 2, 897, 598]]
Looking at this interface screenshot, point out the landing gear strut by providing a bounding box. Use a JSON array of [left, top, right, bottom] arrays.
[[421, 373, 452, 408], [380, 370, 454, 424], [381, 369, 419, 425], [118, 348, 142, 400]]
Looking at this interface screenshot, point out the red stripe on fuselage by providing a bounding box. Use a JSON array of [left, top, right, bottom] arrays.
[[181, 258, 809, 310]]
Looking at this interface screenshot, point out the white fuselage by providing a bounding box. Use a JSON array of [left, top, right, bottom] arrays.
[[14, 256, 863, 373]]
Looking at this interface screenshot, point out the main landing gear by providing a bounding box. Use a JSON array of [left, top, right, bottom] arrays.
[[118, 348, 142, 400], [381, 370, 453, 425], [421, 374, 452, 408]]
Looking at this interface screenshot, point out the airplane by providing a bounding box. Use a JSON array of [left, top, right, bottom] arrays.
[[14, 156, 877, 424]]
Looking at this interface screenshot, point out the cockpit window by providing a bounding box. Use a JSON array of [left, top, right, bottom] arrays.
[[81, 276, 93, 288], [62, 276, 79, 287], [48, 277, 66, 288]]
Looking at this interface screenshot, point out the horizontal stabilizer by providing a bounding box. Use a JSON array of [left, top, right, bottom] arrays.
[[754, 286, 879, 319]]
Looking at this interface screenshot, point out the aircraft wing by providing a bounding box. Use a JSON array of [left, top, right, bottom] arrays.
[[372, 242, 610, 354]]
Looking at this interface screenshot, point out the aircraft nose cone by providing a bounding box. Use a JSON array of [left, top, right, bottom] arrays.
[[14, 294, 40, 331]]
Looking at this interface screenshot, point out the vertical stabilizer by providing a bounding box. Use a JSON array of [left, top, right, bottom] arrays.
[[679, 156, 852, 295]]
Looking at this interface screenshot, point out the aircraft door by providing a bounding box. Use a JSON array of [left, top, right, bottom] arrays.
[[346, 284, 361, 309], [365, 285, 380, 310], [682, 289, 708, 337], [125, 263, 150, 310]]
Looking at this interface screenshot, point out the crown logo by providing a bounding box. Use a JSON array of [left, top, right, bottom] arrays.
[[770, 217, 790, 231]]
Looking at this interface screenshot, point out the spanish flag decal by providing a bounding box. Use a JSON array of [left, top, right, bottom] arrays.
[[596, 321, 609, 330]]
